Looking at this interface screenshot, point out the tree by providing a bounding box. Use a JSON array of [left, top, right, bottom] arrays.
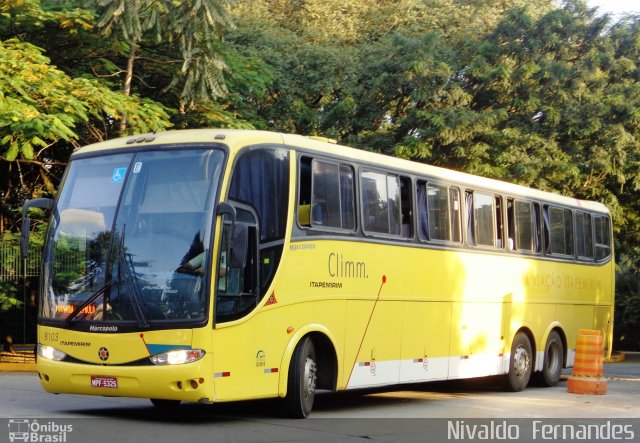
[[87, 0, 234, 132], [0, 1, 172, 233], [230, 0, 554, 45], [225, 0, 640, 350]]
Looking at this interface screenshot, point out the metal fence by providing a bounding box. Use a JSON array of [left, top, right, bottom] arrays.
[[0, 242, 42, 346], [1, 242, 89, 345], [0, 243, 42, 281]]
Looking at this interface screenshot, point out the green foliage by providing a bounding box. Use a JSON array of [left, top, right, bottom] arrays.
[[224, 0, 640, 347], [0, 0, 640, 340], [0, 0, 173, 233], [230, 0, 554, 45], [0, 39, 83, 161], [88, 0, 235, 110], [0, 38, 171, 158], [615, 251, 640, 350]]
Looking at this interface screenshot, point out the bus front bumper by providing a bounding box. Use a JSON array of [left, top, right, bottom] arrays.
[[36, 355, 214, 403]]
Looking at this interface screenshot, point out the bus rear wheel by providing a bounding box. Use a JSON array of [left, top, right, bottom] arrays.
[[505, 331, 532, 392], [540, 330, 564, 387], [284, 336, 317, 418]]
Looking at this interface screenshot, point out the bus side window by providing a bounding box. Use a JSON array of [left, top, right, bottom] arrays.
[[299, 156, 356, 231], [417, 181, 429, 241], [533, 202, 542, 252], [400, 176, 413, 238], [495, 196, 504, 248], [594, 215, 611, 261], [507, 199, 515, 250], [474, 192, 495, 247], [515, 200, 535, 252], [339, 164, 356, 230], [465, 191, 475, 245], [426, 182, 451, 241], [450, 188, 461, 243], [361, 170, 410, 237], [545, 205, 574, 257], [311, 160, 340, 227], [419, 182, 460, 243], [575, 211, 594, 260], [387, 175, 402, 235], [298, 157, 312, 226]]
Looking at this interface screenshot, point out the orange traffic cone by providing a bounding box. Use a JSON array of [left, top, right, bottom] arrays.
[[566, 329, 607, 395]]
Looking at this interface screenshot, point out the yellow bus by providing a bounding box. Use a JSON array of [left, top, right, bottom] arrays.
[[22, 129, 614, 417]]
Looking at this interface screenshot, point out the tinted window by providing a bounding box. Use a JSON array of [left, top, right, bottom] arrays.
[[340, 165, 356, 230], [311, 161, 341, 227], [546, 206, 574, 256], [594, 215, 611, 261], [474, 193, 495, 246], [419, 181, 461, 243], [298, 157, 355, 230], [575, 212, 594, 259], [450, 188, 462, 243], [228, 147, 290, 302], [515, 201, 534, 251], [228, 148, 290, 243], [362, 171, 396, 235], [427, 183, 450, 241]]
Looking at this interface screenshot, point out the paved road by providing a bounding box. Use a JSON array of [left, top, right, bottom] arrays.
[[1, 358, 639, 442]]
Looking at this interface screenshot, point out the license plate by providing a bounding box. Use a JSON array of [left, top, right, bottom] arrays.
[[90, 376, 118, 389]]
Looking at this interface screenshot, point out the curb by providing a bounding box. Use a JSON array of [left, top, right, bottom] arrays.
[[605, 352, 626, 363], [0, 363, 37, 373]]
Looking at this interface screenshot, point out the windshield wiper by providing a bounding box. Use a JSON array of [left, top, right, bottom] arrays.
[[118, 248, 150, 328], [62, 280, 114, 327], [118, 226, 150, 329], [63, 226, 149, 329]]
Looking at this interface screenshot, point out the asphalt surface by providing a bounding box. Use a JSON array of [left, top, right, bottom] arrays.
[[0, 354, 638, 442]]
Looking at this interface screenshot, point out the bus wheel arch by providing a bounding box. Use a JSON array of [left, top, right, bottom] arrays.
[[279, 327, 339, 395], [307, 332, 338, 391], [505, 328, 535, 392]]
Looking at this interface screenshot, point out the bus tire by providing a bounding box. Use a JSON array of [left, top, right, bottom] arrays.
[[150, 398, 181, 409], [505, 331, 532, 392], [541, 330, 564, 387], [284, 336, 317, 418]]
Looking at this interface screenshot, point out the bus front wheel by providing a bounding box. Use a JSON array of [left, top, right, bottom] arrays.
[[284, 336, 317, 418], [506, 332, 532, 392], [541, 330, 564, 387]]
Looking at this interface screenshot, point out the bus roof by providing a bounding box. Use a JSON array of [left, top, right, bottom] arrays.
[[73, 129, 609, 214]]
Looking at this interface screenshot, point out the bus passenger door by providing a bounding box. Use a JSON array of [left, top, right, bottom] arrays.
[[212, 204, 279, 400]]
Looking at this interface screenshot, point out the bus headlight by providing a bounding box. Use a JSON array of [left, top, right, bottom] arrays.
[[37, 344, 66, 361], [150, 349, 205, 365]]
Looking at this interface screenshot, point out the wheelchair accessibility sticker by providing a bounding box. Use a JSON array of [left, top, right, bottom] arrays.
[[112, 167, 127, 183]]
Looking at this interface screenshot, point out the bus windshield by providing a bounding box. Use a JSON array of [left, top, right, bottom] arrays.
[[40, 147, 225, 327]]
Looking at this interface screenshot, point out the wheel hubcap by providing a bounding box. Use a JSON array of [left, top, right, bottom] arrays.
[[303, 357, 317, 398], [514, 345, 530, 378], [547, 343, 559, 373]]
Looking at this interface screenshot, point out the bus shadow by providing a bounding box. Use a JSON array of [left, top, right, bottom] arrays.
[[65, 375, 557, 422]]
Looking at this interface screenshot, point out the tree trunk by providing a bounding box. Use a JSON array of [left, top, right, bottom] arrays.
[[119, 41, 137, 135]]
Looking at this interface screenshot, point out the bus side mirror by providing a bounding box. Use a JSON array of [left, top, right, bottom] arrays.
[[216, 202, 237, 222], [230, 224, 248, 268], [20, 198, 54, 259]]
